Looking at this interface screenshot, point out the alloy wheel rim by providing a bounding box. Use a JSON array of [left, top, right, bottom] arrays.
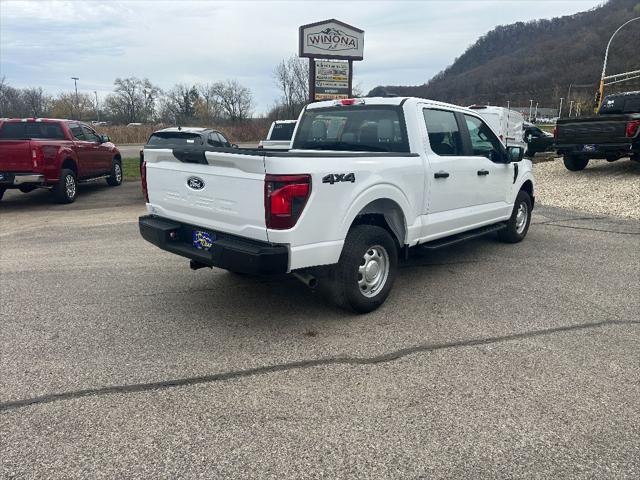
[[357, 245, 390, 298], [115, 163, 122, 183], [65, 175, 76, 199], [515, 202, 528, 234]]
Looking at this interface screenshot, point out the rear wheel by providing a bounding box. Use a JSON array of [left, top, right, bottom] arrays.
[[563, 155, 589, 171], [106, 159, 123, 186], [53, 169, 77, 203], [498, 190, 532, 243], [325, 225, 398, 313]]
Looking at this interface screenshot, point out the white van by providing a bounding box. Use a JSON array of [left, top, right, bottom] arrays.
[[468, 106, 525, 149]]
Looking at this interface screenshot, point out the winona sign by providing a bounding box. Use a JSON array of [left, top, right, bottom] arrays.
[[299, 19, 364, 60], [306, 28, 358, 52]]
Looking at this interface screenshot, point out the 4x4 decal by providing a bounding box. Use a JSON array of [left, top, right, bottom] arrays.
[[322, 173, 355, 184]]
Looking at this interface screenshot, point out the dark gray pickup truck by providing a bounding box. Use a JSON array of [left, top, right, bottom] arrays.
[[555, 91, 640, 171]]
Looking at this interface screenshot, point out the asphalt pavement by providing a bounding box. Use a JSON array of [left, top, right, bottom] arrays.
[[1, 182, 639, 478]]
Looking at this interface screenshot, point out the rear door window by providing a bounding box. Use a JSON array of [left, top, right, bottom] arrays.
[[292, 105, 409, 153], [423, 109, 463, 156], [0, 122, 65, 140]]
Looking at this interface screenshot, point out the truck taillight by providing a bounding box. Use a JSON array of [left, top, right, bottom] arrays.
[[141, 161, 149, 203], [32, 146, 44, 168], [625, 120, 640, 138], [265, 174, 311, 230], [553, 127, 558, 139]]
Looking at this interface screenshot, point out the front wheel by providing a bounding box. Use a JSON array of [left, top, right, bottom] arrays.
[[563, 155, 589, 171], [325, 225, 398, 313], [498, 190, 532, 243], [52, 169, 77, 203], [106, 159, 123, 186]]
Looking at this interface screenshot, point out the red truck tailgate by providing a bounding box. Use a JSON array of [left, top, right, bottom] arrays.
[[0, 140, 33, 171]]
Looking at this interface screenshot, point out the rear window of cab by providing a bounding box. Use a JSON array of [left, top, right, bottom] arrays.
[[292, 105, 409, 153], [0, 122, 65, 140]]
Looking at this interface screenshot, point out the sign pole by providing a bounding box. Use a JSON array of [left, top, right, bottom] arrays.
[[348, 59, 353, 97], [309, 58, 316, 102]]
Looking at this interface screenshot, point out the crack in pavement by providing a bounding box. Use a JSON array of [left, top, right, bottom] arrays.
[[538, 222, 640, 235], [1, 319, 638, 414]]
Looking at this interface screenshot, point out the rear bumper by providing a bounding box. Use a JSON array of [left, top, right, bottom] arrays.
[[556, 142, 639, 158], [0, 172, 45, 187], [138, 215, 289, 275]]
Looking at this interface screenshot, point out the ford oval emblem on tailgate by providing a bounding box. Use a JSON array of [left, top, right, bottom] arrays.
[[187, 176, 205, 190]]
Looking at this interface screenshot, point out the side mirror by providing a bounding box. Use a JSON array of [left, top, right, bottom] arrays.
[[506, 146, 524, 163], [101, 135, 111, 143], [231, 143, 239, 148]]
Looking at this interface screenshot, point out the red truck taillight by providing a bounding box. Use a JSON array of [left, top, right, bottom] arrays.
[[141, 161, 149, 203], [625, 120, 640, 138], [553, 127, 558, 140], [32, 146, 44, 169], [265, 174, 311, 230]]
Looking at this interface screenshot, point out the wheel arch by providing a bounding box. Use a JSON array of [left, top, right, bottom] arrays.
[[61, 158, 78, 175], [348, 197, 408, 248], [519, 178, 534, 209]]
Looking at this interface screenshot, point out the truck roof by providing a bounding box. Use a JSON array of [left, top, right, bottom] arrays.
[[306, 96, 475, 114]]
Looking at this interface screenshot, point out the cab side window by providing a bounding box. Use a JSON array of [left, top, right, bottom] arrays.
[[68, 123, 85, 141], [464, 115, 504, 161], [423, 109, 463, 156], [216, 132, 230, 147], [82, 125, 101, 143]]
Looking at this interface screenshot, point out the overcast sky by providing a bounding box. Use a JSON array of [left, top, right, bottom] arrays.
[[1, 0, 604, 114]]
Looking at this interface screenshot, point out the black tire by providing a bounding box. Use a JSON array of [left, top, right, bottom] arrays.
[[0, 187, 5, 201], [106, 159, 123, 186], [563, 155, 589, 171], [325, 225, 398, 313], [498, 190, 532, 243], [52, 169, 77, 204]]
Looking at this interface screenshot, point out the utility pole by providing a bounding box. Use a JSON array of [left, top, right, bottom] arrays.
[[559, 97, 564, 118], [598, 17, 640, 110], [94, 91, 100, 122], [71, 77, 79, 119], [534, 102, 539, 121], [528, 99, 533, 122], [569, 100, 574, 117]]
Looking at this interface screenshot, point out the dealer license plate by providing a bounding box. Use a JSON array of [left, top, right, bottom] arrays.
[[582, 144, 596, 152], [193, 230, 216, 251]]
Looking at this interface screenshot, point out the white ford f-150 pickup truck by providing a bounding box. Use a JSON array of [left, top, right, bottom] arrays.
[[139, 97, 534, 312]]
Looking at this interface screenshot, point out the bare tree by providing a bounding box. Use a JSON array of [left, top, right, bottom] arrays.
[[273, 55, 309, 118], [213, 80, 253, 123], [196, 83, 222, 123], [161, 84, 200, 124], [51, 92, 94, 120], [104, 77, 161, 123], [22, 87, 51, 117]]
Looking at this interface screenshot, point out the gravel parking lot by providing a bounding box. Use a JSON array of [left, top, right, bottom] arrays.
[[534, 156, 640, 219], [1, 182, 639, 478]]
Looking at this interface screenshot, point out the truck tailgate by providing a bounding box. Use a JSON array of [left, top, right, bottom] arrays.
[[144, 148, 268, 241], [0, 140, 32, 171], [557, 116, 628, 144]]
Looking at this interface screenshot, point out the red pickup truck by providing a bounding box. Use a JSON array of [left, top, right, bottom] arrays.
[[0, 118, 122, 203]]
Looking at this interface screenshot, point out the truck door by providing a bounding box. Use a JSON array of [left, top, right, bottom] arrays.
[[81, 124, 111, 174], [421, 107, 480, 235], [68, 123, 95, 178], [460, 114, 513, 221]]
